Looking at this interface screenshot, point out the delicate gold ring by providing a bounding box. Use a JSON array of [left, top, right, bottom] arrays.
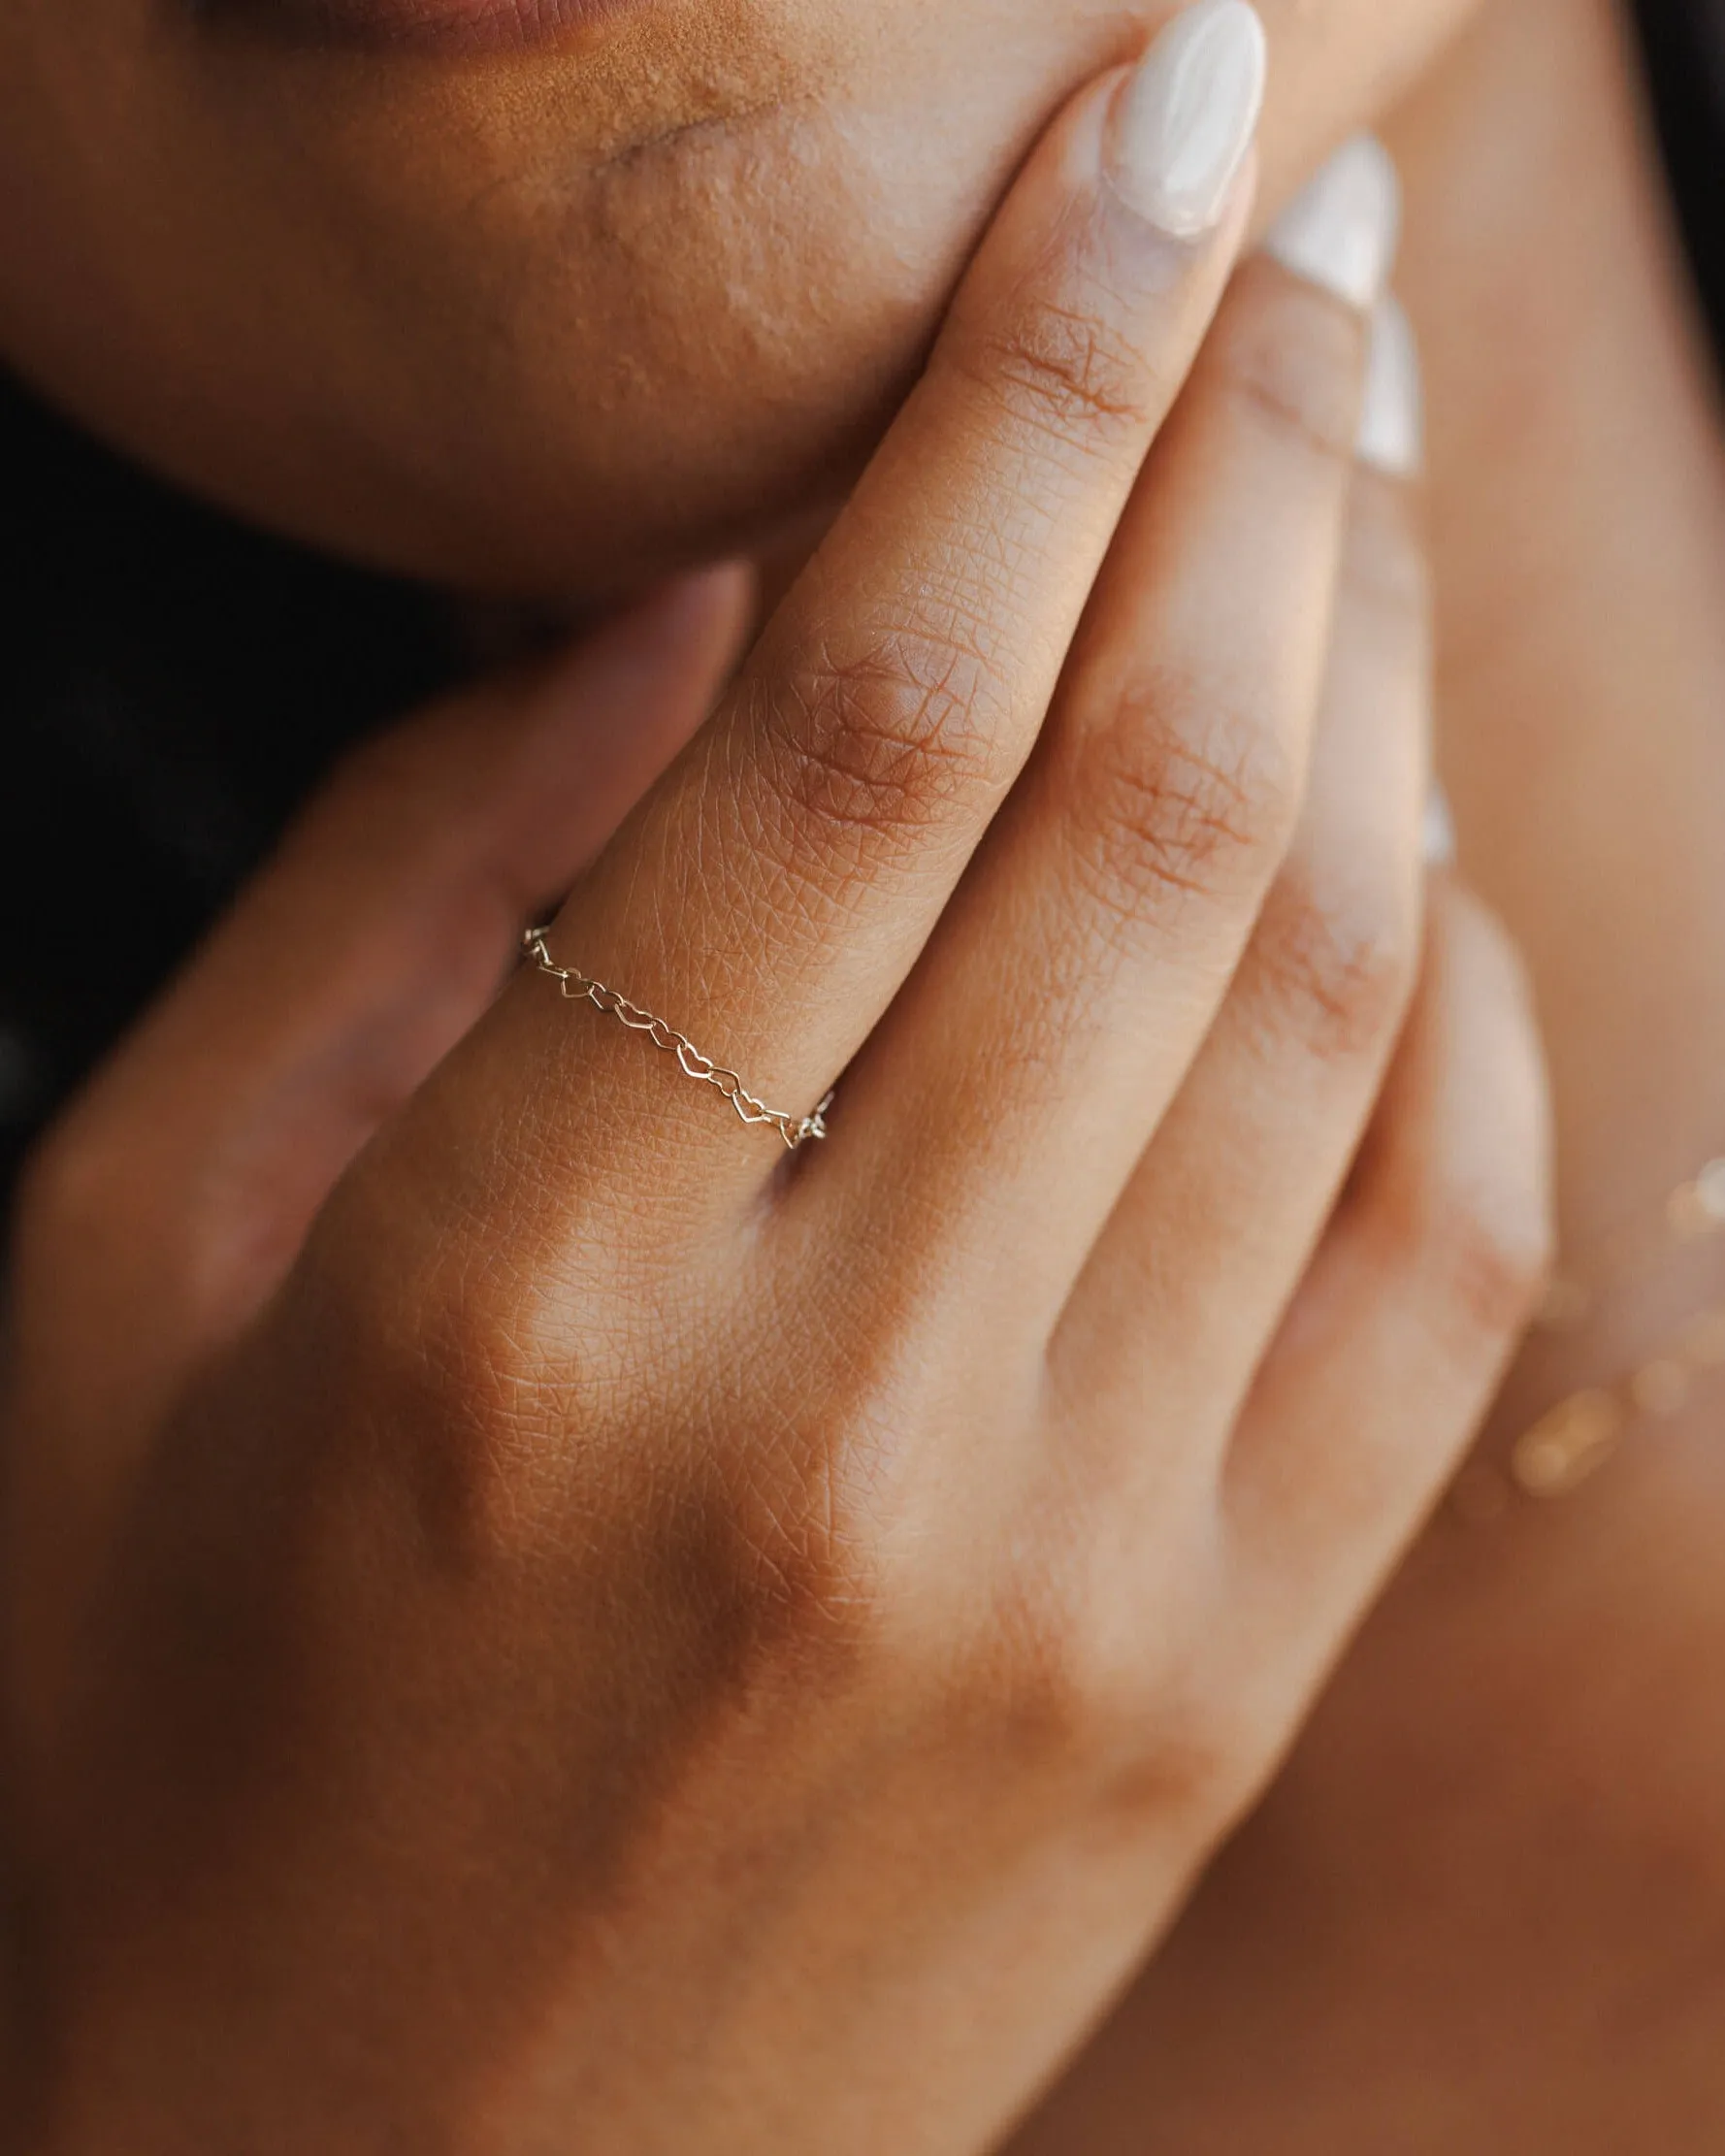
[[521, 927, 833, 1152]]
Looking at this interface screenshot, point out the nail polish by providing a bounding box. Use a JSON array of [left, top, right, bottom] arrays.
[[1357, 295, 1423, 478], [1107, 0, 1268, 241], [1422, 786, 1457, 868], [1266, 136, 1401, 311]]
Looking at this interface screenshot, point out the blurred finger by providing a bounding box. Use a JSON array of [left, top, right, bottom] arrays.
[[1222, 881, 1553, 1637], [1054, 306, 1429, 1447], [838, 163, 1404, 1304], [18, 567, 751, 1382]]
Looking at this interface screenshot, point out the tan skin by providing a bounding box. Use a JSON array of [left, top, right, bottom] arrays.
[[1014, 0, 1725, 2146], [0, 0, 1476, 593], [6, 0, 1699, 2139], [0, 4, 1563, 2143]]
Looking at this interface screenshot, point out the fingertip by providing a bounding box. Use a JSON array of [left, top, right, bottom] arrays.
[[1421, 785, 1457, 870], [1420, 877, 1556, 1257], [1355, 295, 1423, 479], [515, 560, 757, 772], [657, 557, 760, 646], [585, 559, 758, 680], [1105, 0, 1267, 242]]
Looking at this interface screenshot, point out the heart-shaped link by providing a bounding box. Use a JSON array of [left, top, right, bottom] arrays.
[[520, 927, 833, 1152]]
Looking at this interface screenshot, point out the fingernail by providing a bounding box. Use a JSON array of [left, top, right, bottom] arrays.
[[1357, 295, 1423, 477], [1266, 136, 1401, 310], [1422, 785, 1457, 867], [1107, 0, 1268, 241]]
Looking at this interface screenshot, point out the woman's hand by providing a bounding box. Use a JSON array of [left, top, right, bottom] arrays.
[[1009, 4, 1725, 2151], [1, 11, 1549, 2149]]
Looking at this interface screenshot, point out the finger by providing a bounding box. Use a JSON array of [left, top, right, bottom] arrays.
[[1222, 880, 1553, 1645], [467, 1, 1269, 1181], [1053, 306, 1430, 1442], [834, 152, 1404, 1297], [19, 567, 751, 1372]]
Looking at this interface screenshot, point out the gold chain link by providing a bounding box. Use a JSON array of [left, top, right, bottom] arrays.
[[520, 927, 833, 1152]]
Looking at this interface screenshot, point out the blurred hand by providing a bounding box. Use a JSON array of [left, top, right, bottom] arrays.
[[1010, 2, 1725, 2149]]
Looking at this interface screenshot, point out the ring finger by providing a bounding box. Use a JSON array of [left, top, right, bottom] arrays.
[[433, 0, 1269, 1222], [1054, 310, 1432, 1459]]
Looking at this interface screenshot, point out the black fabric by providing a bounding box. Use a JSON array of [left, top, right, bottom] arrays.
[[1639, 0, 1725, 361], [2, 0, 1722, 1197], [0, 389, 464, 1191]]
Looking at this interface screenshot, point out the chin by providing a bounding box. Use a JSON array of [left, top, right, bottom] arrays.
[[0, 0, 1480, 595], [0, 5, 1109, 600], [289, 112, 986, 599]]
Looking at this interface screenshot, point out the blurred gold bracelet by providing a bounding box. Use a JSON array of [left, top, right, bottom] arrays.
[[1475, 1155, 1725, 1505]]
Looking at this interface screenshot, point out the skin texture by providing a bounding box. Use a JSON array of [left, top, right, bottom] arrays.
[[0, 0, 1478, 593], [0, 53, 1555, 2154], [2, 0, 1718, 2142], [1009, 0, 1725, 2146]]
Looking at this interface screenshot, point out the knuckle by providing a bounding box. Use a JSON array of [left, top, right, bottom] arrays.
[[988, 1571, 1253, 1822], [722, 1446, 896, 1665], [1253, 856, 1419, 1066], [1113, 1674, 1265, 1828], [290, 1174, 607, 1569], [1413, 1159, 1554, 1348], [991, 1567, 1150, 1775], [303, 1174, 922, 1648], [954, 287, 1157, 452], [705, 1323, 937, 1662], [751, 628, 1012, 886], [1063, 679, 1301, 928], [414, 1266, 549, 1454], [977, 1498, 1244, 1805], [1210, 270, 1363, 476]]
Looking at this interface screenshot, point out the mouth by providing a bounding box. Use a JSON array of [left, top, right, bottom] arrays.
[[196, 0, 650, 55]]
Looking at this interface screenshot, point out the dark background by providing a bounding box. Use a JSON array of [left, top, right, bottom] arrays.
[[2, 0, 1721, 1193]]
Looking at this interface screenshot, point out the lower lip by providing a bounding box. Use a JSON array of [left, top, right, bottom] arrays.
[[214, 0, 648, 54]]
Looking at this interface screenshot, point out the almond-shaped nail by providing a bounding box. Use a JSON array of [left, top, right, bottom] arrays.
[[1266, 136, 1402, 311], [1357, 295, 1423, 477], [1422, 785, 1457, 867], [1107, 0, 1269, 241]]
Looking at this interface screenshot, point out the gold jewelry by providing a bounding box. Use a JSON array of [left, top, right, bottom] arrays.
[[1509, 1306, 1725, 1498], [1483, 1155, 1725, 1503], [520, 927, 833, 1152]]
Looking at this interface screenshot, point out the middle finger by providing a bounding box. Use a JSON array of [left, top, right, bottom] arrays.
[[1058, 330, 1433, 1449], [831, 143, 1402, 1296]]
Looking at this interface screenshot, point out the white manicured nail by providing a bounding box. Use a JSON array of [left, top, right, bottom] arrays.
[[1107, 0, 1268, 241], [1266, 136, 1401, 310], [1422, 786, 1457, 867], [1357, 295, 1423, 476]]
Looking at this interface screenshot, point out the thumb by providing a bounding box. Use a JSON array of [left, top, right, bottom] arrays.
[[21, 564, 754, 1390]]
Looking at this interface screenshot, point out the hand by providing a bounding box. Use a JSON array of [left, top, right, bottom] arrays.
[[1010, 3, 1725, 2149], [1, 15, 1548, 2150]]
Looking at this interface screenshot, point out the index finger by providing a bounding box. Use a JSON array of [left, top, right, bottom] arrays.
[[500, 1, 1269, 1169]]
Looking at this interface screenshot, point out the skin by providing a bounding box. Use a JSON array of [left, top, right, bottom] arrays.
[[5, 0, 1713, 2142], [1011, 0, 1725, 2145], [0, 38, 1556, 2154], [0, 0, 1479, 593]]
